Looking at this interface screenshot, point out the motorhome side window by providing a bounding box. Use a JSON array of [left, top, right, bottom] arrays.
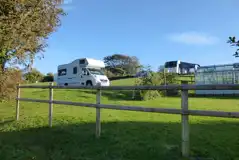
[[73, 67, 77, 74], [82, 68, 89, 75], [58, 69, 67, 76], [79, 59, 85, 64]]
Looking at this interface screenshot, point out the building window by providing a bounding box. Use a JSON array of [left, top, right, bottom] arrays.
[[58, 69, 67, 76], [73, 67, 77, 74]]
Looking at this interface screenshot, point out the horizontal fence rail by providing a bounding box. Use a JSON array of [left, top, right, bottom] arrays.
[[18, 84, 239, 90], [17, 98, 239, 118], [15, 83, 239, 158]]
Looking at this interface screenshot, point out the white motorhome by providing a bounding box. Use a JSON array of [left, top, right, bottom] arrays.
[[56, 58, 110, 86]]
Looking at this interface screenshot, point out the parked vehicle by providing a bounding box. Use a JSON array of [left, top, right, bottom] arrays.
[[56, 58, 110, 86], [164, 60, 200, 74]]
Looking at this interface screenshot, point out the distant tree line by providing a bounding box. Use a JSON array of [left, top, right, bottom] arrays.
[[23, 69, 54, 83]]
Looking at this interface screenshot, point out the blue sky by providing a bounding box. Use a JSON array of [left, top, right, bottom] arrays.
[[34, 0, 239, 74]]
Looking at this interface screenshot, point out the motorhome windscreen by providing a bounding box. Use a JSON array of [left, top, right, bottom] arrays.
[[88, 68, 104, 75], [165, 61, 177, 68]]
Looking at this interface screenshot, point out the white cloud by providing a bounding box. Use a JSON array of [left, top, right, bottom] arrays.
[[168, 31, 219, 45]]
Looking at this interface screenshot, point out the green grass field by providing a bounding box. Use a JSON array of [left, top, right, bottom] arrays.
[[0, 78, 239, 160]]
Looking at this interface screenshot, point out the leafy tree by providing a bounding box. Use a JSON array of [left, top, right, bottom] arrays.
[[0, 0, 65, 71], [42, 72, 54, 82], [104, 54, 140, 76], [127, 56, 140, 75], [228, 36, 239, 57], [0, 0, 65, 100], [0, 68, 23, 101], [105, 70, 114, 78], [23, 68, 44, 83], [47, 72, 54, 77], [105, 67, 126, 76]]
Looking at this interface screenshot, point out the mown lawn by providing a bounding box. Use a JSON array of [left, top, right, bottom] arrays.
[[0, 79, 239, 160]]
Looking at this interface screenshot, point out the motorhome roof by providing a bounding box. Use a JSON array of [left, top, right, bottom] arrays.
[[80, 58, 105, 68], [198, 63, 235, 68], [58, 58, 105, 69]]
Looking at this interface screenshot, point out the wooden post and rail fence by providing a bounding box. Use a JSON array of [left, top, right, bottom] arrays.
[[15, 83, 239, 158]]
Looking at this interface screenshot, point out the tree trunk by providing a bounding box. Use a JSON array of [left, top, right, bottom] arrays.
[[0, 61, 6, 72], [0, 49, 7, 72]]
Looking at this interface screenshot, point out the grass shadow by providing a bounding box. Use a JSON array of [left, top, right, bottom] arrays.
[[78, 89, 139, 101], [102, 90, 140, 101], [0, 121, 239, 160], [187, 93, 239, 100]]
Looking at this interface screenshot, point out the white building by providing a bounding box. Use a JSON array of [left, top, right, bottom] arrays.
[[195, 63, 239, 95]]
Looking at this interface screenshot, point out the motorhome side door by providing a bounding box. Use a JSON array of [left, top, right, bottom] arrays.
[[80, 68, 89, 86]]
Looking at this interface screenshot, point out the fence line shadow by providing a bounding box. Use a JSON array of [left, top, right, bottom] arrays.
[[0, 121, 239, 160], [79, 89, 239, 101]]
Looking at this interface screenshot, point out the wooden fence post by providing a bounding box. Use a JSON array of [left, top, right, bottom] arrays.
[[16, 84, 20, 121], [96, 84, 101, 138], [49, 82, 53, 127], [181, 89, 189, 157]]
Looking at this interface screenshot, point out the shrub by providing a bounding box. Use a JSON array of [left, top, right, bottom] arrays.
[[135, 68, 178, 100], [135, 67, 162, 100], [157, 72, 179, 96], [0, 68, 23, 101], [23, 68, 44, 83]]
